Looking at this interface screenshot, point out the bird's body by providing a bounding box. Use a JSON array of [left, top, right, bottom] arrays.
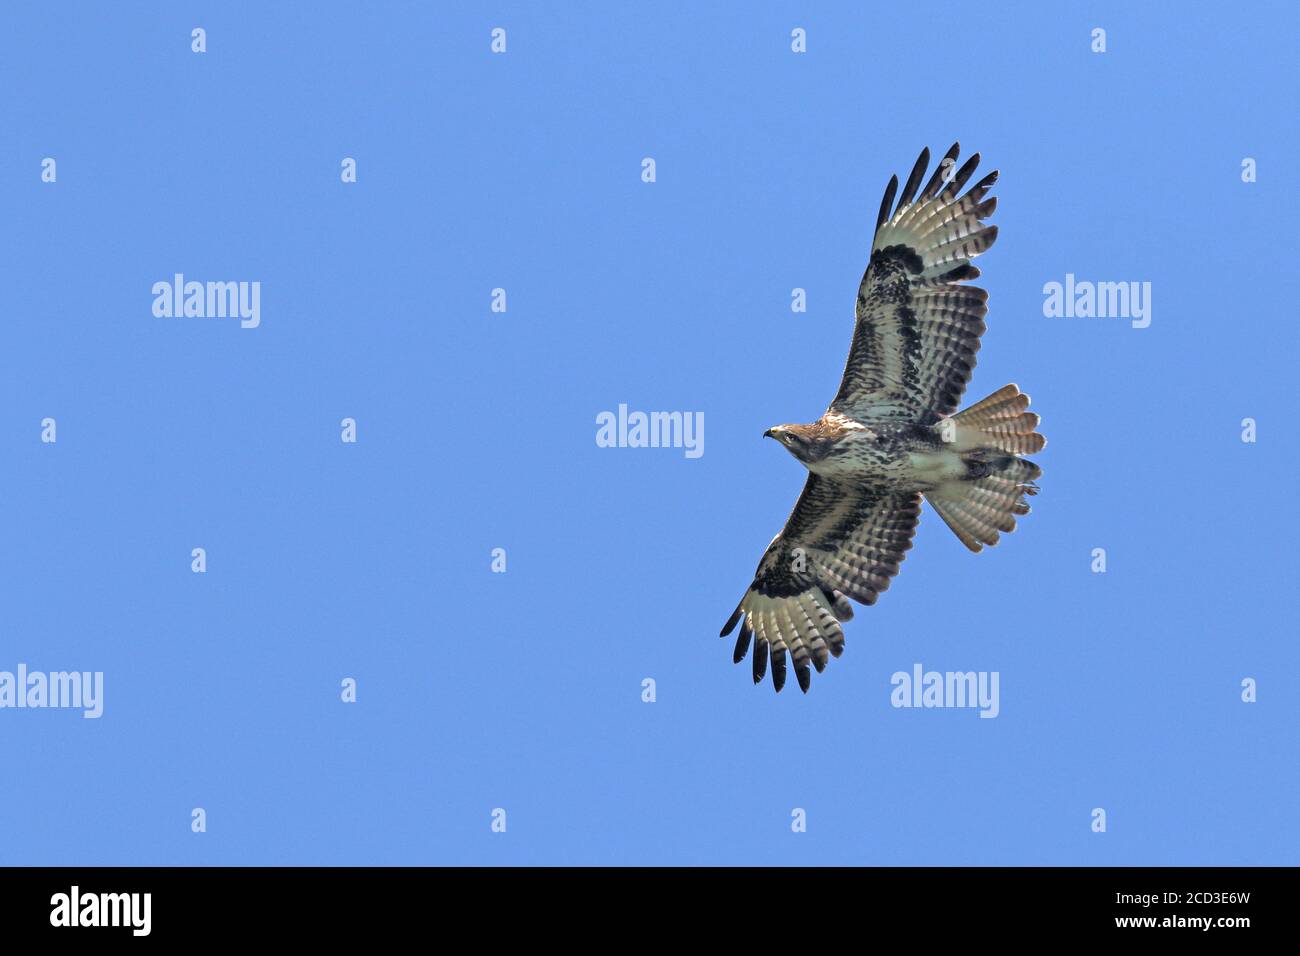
[[773, 415, 954, 487], [721, 143, 1046, 694]]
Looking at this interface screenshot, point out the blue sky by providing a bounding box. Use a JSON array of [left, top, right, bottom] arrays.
[[1, 2, 1296, 865]]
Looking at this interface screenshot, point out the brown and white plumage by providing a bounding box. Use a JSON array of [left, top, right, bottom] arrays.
[[721, 144, 1046, 693], [722, 481, 921, 693], [832, 142, 998, 424]]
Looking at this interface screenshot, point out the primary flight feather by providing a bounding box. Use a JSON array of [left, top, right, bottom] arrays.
[[720, 143, 1045, 694]]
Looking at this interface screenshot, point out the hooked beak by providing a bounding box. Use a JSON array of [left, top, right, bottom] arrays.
[[763, 428, 775, 440]]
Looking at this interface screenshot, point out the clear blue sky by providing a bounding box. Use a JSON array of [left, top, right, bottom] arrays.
[[1, 2, 1295, 865]]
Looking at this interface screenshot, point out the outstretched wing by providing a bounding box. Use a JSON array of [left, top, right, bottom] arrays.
[[720, 477, 921, 693], [830, 143, 999, 425]]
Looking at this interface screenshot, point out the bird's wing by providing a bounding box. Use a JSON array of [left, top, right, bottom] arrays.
[[720, 476, 921, 693], [830, 143, 998, 425]]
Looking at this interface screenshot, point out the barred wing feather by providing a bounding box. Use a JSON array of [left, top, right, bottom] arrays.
[[720, 478, 921, 693], [830, 143, 999, 425]]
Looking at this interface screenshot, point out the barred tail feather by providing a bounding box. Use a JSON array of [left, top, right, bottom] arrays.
[[927, 384, 1044, 552], [943, 383, 1046, 455], [926, 462, 1041, 552]]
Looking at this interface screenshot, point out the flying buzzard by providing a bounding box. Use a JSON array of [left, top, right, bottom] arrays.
[[720, 143, 1045, 694]]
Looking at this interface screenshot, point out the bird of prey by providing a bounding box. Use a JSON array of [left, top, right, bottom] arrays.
[[720, 143, 1045, 694]]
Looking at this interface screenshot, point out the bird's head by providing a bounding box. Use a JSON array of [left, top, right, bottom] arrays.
[[764, 423, 817, 463]]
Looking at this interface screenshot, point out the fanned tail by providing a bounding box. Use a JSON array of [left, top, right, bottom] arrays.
[[926, 384, 1044, 552]]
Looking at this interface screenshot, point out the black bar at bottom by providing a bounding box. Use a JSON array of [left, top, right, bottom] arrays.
[[0, 866, 1284, 940]]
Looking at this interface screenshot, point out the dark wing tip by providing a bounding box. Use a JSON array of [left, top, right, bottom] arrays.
[[921, 142, 962, 200], [896, 146, 930, 208], [732, 620, 753, 663], [720, 605, 743, 637], [942, 153, 981, 198], [795, 663, 811, 694], [770, 648, 787, 693], [875, 174, 899, 231], [752, 639, 769, 683]]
